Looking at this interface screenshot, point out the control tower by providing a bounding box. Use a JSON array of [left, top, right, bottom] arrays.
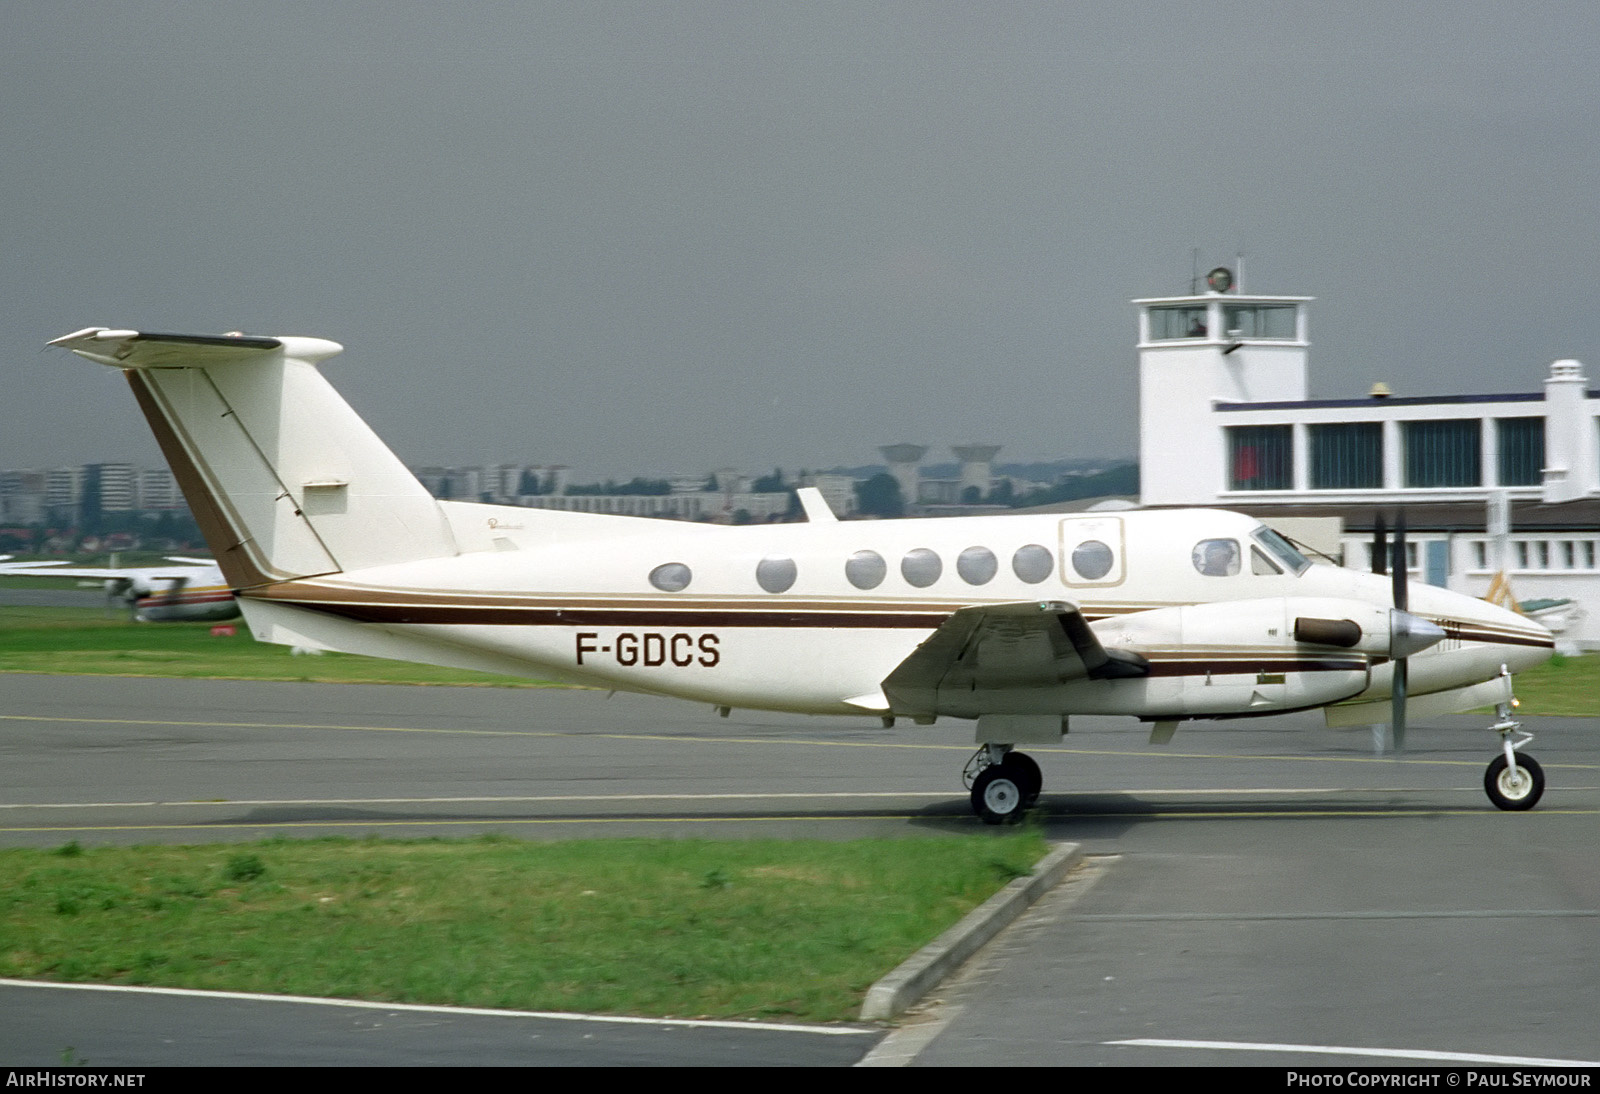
[[1135, 266, 1312, 506]]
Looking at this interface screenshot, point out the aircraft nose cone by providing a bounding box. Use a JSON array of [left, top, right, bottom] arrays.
[[1391, 609, 1446, 659]]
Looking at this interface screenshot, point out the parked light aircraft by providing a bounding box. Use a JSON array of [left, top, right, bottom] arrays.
[[0, 555, 237, 622], [49, 328, 1557, 821]]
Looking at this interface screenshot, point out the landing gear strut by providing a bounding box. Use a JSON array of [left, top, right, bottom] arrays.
[[1484, 696, 1543, 811], [964, 745, 1043, 825]]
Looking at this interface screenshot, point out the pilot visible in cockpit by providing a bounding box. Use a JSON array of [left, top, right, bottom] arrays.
[[1193, 538, 1241, 577]]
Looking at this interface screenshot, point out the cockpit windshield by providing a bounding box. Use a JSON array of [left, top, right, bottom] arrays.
[[1251, 525, 1311, 576]]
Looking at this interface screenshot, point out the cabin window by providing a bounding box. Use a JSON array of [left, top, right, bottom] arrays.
[[756, 557, 797, 594], [1070, 540, 1115, 581], [1193, 539, 1241, 577], [1012, 544, 1054, 584], [845, 550, 887, 590], [649, 562, 692, 592], [956, 546, 997, 585], [901, 548, 943, 588]]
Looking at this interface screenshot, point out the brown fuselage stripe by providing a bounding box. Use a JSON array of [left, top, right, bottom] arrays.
[[281, 601, 951, 629], [1449, 627, 1555, 649], [1140, 659, 1367, 676]]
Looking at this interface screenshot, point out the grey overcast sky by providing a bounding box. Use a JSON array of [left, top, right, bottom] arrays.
[[4, 2, 1598, 479]]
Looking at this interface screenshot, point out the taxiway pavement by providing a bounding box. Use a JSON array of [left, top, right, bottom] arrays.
[[2, 674, 1597, 1066]]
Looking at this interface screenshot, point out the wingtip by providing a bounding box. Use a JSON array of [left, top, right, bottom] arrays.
[[47, 327, 113, 348]]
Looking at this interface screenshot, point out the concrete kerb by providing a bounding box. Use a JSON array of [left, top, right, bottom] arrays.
[[859, 841, 1082, 1022]]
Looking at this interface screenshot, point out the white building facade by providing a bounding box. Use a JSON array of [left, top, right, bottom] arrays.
[[1137, 277, 1600, 648]]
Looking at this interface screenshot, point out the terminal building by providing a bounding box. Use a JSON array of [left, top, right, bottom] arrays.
[[1136, 268, 1600, 648]]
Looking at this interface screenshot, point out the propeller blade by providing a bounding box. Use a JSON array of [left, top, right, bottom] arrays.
[[1391, 511, 1407, 612], [1392, 657, 1408, 752], [1389, 511, 1410, 751]]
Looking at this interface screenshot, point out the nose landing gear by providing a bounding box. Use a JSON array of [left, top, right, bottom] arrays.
[[1485, 695, 1544, 811]]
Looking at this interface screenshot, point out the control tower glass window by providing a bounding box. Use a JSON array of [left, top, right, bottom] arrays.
[[1148, 305, 1209, 340], [1496, 418, 1544, 486], [1310, 422, 1383, 489], [1223, 304, 1298, 339], [1227, 425, 1293, 491], [1403, 420, 1482, 487]]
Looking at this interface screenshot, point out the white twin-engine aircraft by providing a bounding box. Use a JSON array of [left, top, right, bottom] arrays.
[[51, 328, 1557, 822], [0, 556, 236, 622]]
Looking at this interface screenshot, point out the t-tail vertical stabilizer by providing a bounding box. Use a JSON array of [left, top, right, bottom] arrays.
[[51, 328, 459, 588]]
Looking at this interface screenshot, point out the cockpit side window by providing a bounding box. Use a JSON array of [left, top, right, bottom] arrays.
[[1192, 538, 1241, 577], [1251, 526, 1311, 575], [1250, 546, 1283, 575]]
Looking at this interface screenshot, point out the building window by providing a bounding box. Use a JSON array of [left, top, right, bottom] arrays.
[[1227, 426, 1293, 491], [1147, 305, 1209, 340], [1496, 418, 1544, 486], [1223, 304, 1298, 339], [1310, 423, 1382, 489], [1403, 420, 1481, 487]]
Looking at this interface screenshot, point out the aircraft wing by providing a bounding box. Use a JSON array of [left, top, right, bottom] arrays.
[[882, 600, 1148, 716]]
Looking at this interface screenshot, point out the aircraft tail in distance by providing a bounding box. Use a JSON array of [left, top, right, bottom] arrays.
[[51, 328, 460, 589]]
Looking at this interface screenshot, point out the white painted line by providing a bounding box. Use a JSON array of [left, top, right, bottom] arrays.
[[1109, 1038, 1600, 1067], [0, 978, 872, 1037], [0, 786, 1458, 810], [0, 792, 954, 809]]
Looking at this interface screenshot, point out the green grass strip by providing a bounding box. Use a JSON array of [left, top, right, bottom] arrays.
[[0, 607, 555, 687], [1490, 652, 1600, 717], [0, 833, 1048, 1023]]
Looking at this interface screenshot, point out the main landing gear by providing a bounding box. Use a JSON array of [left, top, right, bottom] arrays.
[[965, 745, 1042, 825], [1484, 698, 1544, 811]]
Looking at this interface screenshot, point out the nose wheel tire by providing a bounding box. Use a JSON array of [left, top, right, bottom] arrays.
[[972, 766, 1026, 825], [1485, 753, 1544, 811]]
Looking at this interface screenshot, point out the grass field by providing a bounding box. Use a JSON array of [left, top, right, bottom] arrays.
[[0, 833, 1049, 1022], [0, 606, 555, 687]]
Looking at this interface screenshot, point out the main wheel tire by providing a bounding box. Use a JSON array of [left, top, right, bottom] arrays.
[[971, 766, 1026, 826], [1000, 752, 1043, 805], [1485, 753, 1545, 811]]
